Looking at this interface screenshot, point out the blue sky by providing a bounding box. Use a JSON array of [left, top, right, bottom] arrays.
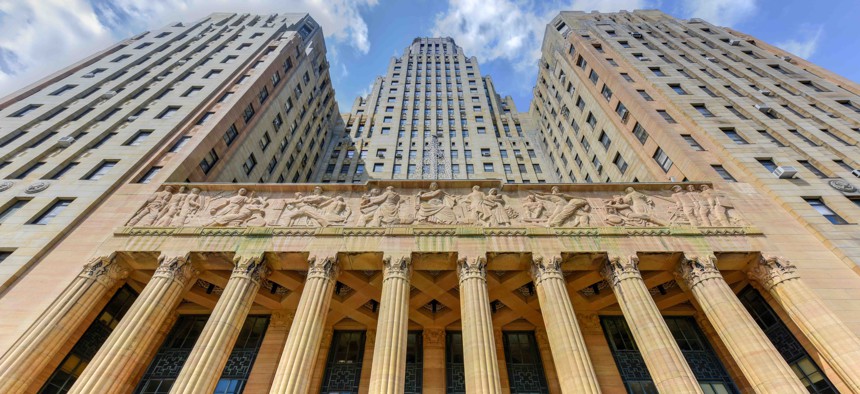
[[1, 0, 859, 112]]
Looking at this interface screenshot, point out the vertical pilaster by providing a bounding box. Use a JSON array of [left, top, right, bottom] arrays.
[[493, 328, 511, 392], [170, 255, 269, 394], [602, 255, 702, 393], [0, 255, 128, 393], [749, 255, 860, 392], [422, 329, 446, 394], [359, 330, 375, 394], [678, 254, 806, 393], [269, 255, 339, 394], [457, 256, 502, 394], [531, 256, 601, 393], [369, 255, 412, 393], [70, 254, 197, 394], [534, 329, 562, 394]]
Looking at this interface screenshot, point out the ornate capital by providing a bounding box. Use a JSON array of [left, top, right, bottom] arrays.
[[748, 255, 799, 290], [457, 256, 487, 282], [677, 254, 721, 289], [153, 254, 198, 285], [530, 255, 563, 285], [80, 254, 129, 286], [424, 329, 445, 348], [232, 255, 270, 284], [601, 255, 641, 287], [382, 255, 412, 280], [308, 255, 339, 281]]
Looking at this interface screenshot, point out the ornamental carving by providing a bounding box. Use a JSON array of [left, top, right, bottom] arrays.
[[677, 254, 721, 289], [747, 255, 799, 290], [0, 180, 13, 192], [424, 329, 445, 347], [530, 256, 563, 285], [601, 255, 641, 286], [382, 255, 412, 279], [81, 254, 129, 286], [25, 180, 50, 194], [457, 256, 487, 282], [232, 255, 270, 284], [124, 182, 748, 231], [153, 254, 198, 285], [307, 255, 339, 281], [828, 179, 858, 194]]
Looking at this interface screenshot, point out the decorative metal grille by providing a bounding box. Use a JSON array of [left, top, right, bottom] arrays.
[[321, 331, 366, 393], [502, 331, 550, 393], [446, 331, 466, 394], [405, 331, 423, 394]]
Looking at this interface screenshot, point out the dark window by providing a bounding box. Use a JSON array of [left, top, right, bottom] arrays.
[[804, 198, 848, 224], [503, 332, 549, 393], [657, 110, 676, 123], [446, 331, 466, 394], [632, 123, 649, 144], [682, 135, 704, 151], [405, 332, 423, 394], [320, 331, 366, 394], [31, 199, 73, 224], [0, 199, 29, 223], [15, 161, 45, 179], [798, 160, 827, 178], [40, 286, 138, 393], [200, 149, 219, 174], [49, 162, 79, 180], [712, 165, 737, 182], [85, 161, 118, 181], [223, 124, 239, 146], [722, 128, 748, 144], [692, 104, 714, 117], [653, 148, 673, 173], [125, 130, 153, 146], [757, 159, 778, 172]]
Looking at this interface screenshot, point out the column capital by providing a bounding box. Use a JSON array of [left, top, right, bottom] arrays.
[[677, 254, 721, 289], [747, 255, 799, 290], [601, 255, 641, 287], [424, 329, 445, 348], [231, 255, 270, 284], [382, 255, 412, 280], [457, 256, 487, 282], [530, 255, 563, 285], [153, 253, 198, 285], [80, 253, 129, 287], [307, 255, 339, 281]]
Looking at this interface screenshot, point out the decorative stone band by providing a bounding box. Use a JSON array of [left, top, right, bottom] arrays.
[[457, 256, 488, 283], [530, 256, 564, 285], [601, 255, 641, 286], [231, 255, 270, 284], [677, 254, 722, 289], [79, 254, 129, 287], [747, 255, 800, 290], [307, 255, 339, 281], [153, 254, 199, 285], [382, 255, 412, 280]]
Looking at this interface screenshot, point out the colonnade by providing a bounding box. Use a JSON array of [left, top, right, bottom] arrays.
[[1, 251, 859, 393]]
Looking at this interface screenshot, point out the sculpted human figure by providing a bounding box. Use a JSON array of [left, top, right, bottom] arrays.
[[155, 186, 188, 226], [484, 188, 511, 226], [206, 188, 263, 227], [357, 188, 382, 226], [703, 185, 741, 226], [128, 186, 175, 226], [172, 187, 203, 226], [533, 186, 591, 227], [415, 182, 457, 224], [359, 186, 402, 227], [521, 194, 546, 222], [277, 188, 350, 227], [463, 185, 491, 225], [687, 184, 712, 226], [606, 187, 668, 226], [670, 185, 699, 226]]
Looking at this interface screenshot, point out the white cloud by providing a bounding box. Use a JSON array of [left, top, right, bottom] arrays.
[[775, 25, 823, 59], [680, 0, 757, 27], [0, 0, 377, 96]]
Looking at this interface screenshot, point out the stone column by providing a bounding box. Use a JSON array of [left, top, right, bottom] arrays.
[[170, 255, 269, 394], [602, 255, 702, 393], [457, 256, 502, 394], [369, 256, 412, 393], [269, 255, 339, 394], [70, 254, 198, 394], [0, 255, 128, 393], [531, 256, 601, 393], [678, 254, 806, 393], [423, 329, 446, 394], [534, 329, 561, 394], [749, 255, 860, 392]]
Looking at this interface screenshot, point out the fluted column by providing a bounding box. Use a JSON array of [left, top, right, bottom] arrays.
[[270, 255, 339, 394], [369, 255, 412, 393], [678, 254, 805, 393], [70, 254, 198, 394], [531, 256, 601, 393], [602, 255, 702, 393], [749, 255, 860, 392], [0, 255, 128, 393], [170, 255, 269, 394], [457, 256, 502, 394]]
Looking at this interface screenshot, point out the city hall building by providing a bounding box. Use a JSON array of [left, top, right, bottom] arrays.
[[0, 9, 859, 394]]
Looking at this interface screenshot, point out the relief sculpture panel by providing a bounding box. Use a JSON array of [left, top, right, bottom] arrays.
[[125, 182, 746, 229]]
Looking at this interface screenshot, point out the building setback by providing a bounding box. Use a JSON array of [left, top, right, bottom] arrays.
[[0, 9, 859, 394]]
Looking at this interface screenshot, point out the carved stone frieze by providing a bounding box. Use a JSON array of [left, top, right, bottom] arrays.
[[747, 255, 799, 290], [124, 182, 748, 232]]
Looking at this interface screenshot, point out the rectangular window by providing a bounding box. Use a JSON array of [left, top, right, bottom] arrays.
[[483, 163, 494, 172], [638, 90, 654, 101], [15, 162, 45, 179], [757, 158, 777, 172], [50, 84, 77, 96], [31, 199, 73, 225], [722, 128, 748, 144], [223, 124, 239, 146], [692, 104, 714, 117], [85, 161, 118, 180], [0, 199, 29, 223], [613, 153, 628, 174], [125, 130, 153, 146], [243, 154, 258, 175], [156, 106, 180, 119], [9, 104, 42, 117], [204, 69, 222, 79], [712, 165, 737, 182], [601, 85, 613, 101], [598, 131, 611, 149], [670, 84, 688, 95], [243, 104, 255, 122], [804, 198, 848, 224], [181, 86, 202, 97], [657, 110, 676, 123], [49, 162, 79, 180], [589, 70, 599, 84], [798, 160, 827, 178], [650, 67, 665, 77], [632, 122, 649, 144], [652, 148, 673, 173], [137, 167, 161, 183]]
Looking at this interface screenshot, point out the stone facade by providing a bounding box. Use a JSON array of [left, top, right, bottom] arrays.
[[0, 8, 860, 394]]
